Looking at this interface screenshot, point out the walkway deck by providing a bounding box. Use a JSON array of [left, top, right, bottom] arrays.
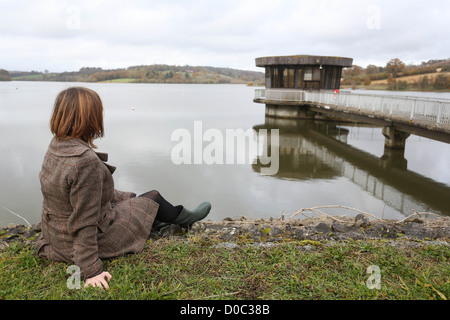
[[254, 89, 450, 144]]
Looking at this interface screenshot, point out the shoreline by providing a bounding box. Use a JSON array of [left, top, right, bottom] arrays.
[[2, 213, 449, 250], [2, 79, 449, 92]]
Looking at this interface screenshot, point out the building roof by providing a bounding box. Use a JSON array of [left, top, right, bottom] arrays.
[[256, 55, 353, 67]]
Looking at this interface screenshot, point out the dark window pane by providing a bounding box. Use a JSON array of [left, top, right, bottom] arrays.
[[312, 67, 320, 81], [297, 68, 303, 88]]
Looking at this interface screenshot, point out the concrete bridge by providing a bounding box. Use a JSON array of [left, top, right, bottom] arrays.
[[254, 89, 450, 151]]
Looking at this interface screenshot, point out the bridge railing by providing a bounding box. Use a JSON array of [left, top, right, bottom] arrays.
[[254, 89, 304, 102], [255, 89, 450, 126], [304, 91, 450, 126]]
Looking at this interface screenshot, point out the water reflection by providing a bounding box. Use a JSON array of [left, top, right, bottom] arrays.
[[253, 118, 450, 217]]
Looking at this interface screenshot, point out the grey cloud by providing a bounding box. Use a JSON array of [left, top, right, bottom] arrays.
[[0, 0, 449, 72]]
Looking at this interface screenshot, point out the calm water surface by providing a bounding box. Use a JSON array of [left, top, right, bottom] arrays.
[[0, 81, 449, 227]]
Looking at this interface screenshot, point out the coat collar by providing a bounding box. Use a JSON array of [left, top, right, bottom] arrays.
[[49, 137, 91, 157], [48, 137, 116, 174], [95, 152, 109, 162]]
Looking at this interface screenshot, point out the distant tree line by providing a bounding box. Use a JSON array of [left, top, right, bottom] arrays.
[[8, 58, 449, 90], [8, 64, 265, 85], [342, 58, 450, 91]]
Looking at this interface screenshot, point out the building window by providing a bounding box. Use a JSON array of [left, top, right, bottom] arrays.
[[331, 67, 337, 89], [303, 66, 320, 89], [304, 67, 320, 81], [265, 68, 271, 88], [296, 68, 303, 88], [271, 67, 279, 88], [283, 68, 295, 88], [304, 67, 312, 81], [312, 68, 320, 81]]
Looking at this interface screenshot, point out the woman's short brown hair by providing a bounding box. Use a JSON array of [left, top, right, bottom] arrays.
[[50, 87, 104, 148]]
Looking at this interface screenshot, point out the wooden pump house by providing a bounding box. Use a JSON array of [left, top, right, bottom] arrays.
[[256, 55, 353, 90]]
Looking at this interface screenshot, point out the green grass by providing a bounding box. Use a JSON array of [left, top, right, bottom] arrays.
[[98, 78, 136, 83], [11, 74, 46, 81], [0, 237, 448, 300]]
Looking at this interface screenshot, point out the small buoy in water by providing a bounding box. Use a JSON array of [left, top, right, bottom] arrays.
[[130, 107, 135, 111]]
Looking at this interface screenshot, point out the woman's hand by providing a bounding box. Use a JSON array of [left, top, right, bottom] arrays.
[[84, 271, 112, 289]]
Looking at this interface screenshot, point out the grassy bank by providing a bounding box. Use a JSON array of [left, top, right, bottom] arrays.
[[342, 71, 450, 92], [0, 234, 448, 300]]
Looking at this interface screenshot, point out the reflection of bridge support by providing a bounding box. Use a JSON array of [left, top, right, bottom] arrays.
[[380, 148, 408, 170], [382, 126, 410, 150], [381, 126, 409, 170], [266, 104, 314, 119]]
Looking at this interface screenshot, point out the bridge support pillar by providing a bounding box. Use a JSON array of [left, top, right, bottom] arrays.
[[265, 104, 314, 119], [382, 126, 410, 150]]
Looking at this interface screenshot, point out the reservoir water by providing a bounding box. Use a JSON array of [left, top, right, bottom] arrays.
[[1, 81, 449, 227]]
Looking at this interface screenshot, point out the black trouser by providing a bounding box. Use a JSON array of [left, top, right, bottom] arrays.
[[138, 190, 182, 222]]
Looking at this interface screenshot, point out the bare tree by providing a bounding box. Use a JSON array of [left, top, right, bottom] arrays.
[[385, 58, 406, 78]]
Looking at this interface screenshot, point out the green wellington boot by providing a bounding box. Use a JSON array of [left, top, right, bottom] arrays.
[[173, 202, 211, 228], [152, 202, 211, 230]]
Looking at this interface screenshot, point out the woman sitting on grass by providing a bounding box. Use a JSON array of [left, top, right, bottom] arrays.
[[36, 87, 211, 289]]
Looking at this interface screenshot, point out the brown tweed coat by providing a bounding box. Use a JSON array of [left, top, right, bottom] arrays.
[[36, 137, 158, 279]]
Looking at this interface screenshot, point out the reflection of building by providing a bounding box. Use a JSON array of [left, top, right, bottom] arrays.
[[253, 120, 349, 181], [256, 55, 353, 90]]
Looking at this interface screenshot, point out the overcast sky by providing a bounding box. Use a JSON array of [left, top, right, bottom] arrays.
[[1, 0, 449, 73]]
